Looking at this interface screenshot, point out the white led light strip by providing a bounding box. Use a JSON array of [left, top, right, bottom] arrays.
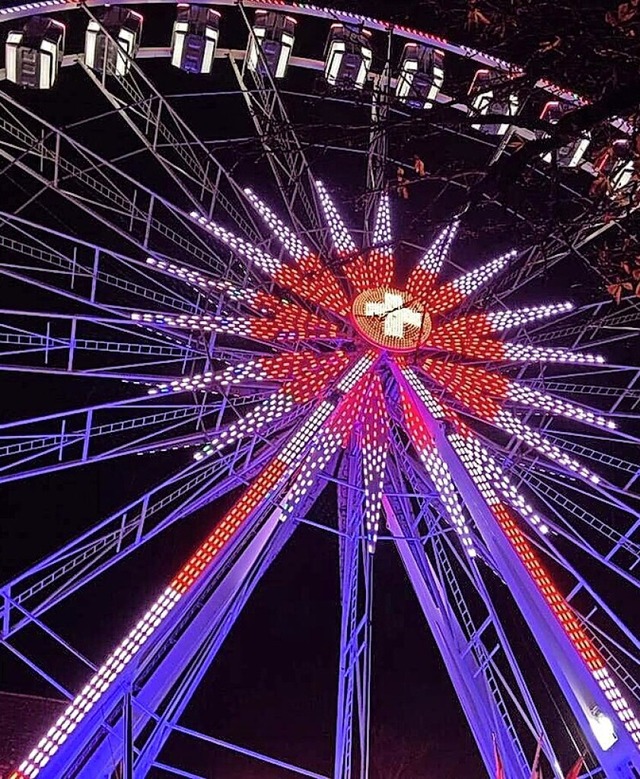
[[315, 180, 358, 257], [133, 312, 252, 336], [194, 391, 296, 461], [416, 220, 459, 276], [372, 193, 392, 246], [494, 410, 601, 485], [486, 301, 574, 331], [145, 257, 271, 312], [502, 343, 605, 365], [401, 366, 448, 420], [362, 441, 387, 553], [280, 431, 343, 518], [397, 375, 476, 557], [189, 212, 283, 276], [451, 249, 517, 296], [244, 187, 313, 263], [420, 446, 477, 556], [507, 383, 615, 429], [449, 432, 549, 534]]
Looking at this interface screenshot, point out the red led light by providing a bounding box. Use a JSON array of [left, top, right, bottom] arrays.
[[249, 302, 340, 342], [492, 503, 605, 672], [424, 281, 465, 316], [427, 330, 508, 362], [284, 352, 350, 403], [422, 358, 509, 420], [172, 459, 288, 595]]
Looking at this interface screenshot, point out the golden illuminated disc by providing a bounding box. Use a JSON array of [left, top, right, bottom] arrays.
[[352, 287, 431, 352]]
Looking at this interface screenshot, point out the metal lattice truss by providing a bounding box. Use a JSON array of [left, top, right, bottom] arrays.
[[0, 3, 639, 779]]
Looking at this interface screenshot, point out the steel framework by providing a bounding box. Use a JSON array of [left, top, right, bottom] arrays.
[[0, 3, 639, 779]]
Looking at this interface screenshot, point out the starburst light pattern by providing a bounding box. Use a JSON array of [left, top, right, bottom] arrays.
[[10, 181, 640, 779]]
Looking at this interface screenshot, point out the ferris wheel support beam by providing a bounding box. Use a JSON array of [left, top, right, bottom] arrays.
[[78, 2, 262, 241], [387, 457, 553, 776], [396, 378, 640, 775], [231, 4, 327, 247], [334, 452, 372, 779], [130, 515, 299, 778], [0, 425, 298, 641], [36, 494, 291, 779], [132, 470, 336, 779], [0, 92, 231, 275], [384, 492, 531, 779], [364, 31, 392, 243], [432, 529, 565, 776]]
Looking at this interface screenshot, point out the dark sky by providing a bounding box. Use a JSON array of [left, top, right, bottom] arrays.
[[0, 2, 638, 778]]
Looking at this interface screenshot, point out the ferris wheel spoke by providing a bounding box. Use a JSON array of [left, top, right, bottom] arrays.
[[478, 424, 640, 493], [143, 255, 277, 318], [534, 428, 640, 480], [423, 357, 619, 432], [520, 375, 640, 415], [520, 453, 640, 523], [230, 6, 326, 243], [406, 220, 460, 302], [527, 299, 640, 349], [0, 314, 204, 379], [459, 437, 640, 597], [241, 188, 351, 314], [0, 393, 272, 484], [396, 381, 478, 558], [0, 261, 205, 336], [427, 331, 605, 365], [191, 352, 372, 461], [1, 422, 302, 643], [476, 431, 640, 529], [424, 249, 517, 315], [334, 453, 372, 779], [0, 211, 204, 314], [0, 91, 233, 274], [512, 466, 640, 566], [8, 356, 375, 779]]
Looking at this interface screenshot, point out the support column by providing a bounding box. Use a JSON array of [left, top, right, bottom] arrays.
[[397, 369, 640, 777], [334, 452, 373, 779], [384, 493, 530, 778]]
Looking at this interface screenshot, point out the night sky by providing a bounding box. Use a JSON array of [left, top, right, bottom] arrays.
[[1, 1, 639, 778]]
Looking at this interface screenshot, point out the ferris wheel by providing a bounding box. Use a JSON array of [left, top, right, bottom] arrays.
[[0, 2, 639, 778]]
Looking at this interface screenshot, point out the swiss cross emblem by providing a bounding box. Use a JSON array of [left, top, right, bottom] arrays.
[[352, 287, 431, 352]]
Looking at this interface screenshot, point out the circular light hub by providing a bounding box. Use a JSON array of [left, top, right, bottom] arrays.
[[352, 287, 431, 352]]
